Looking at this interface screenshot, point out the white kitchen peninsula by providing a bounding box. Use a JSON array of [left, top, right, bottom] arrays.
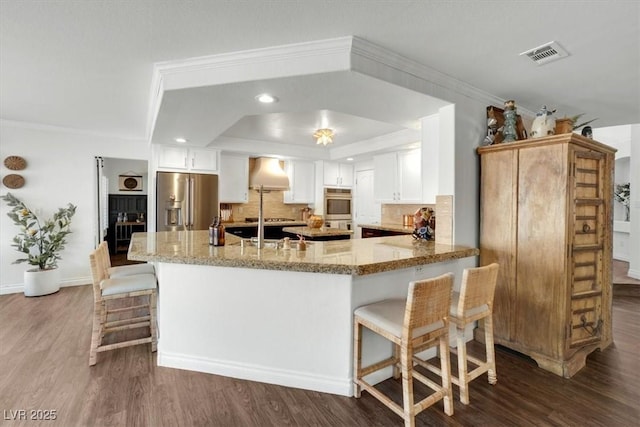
[[129, 231, 478, 396]]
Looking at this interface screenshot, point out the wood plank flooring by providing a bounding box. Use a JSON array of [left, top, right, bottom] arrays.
[[0, 285, 638, 426]]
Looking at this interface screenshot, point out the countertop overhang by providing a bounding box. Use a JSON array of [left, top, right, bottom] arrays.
[[358, 223, 415, 234], [222, 220, 307, 228], [282, 226, 354, 237], [129, 231, 478, 276]]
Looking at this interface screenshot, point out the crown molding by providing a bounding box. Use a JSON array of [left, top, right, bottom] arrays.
[[152, 36, 353, 95], [146, 36, 537, 149], [146, 37, 355, 144], [0, 119, 146, 142], [211, 136, 330, 161], [350, 37, 537, 118], [329, 128, 420, 160]]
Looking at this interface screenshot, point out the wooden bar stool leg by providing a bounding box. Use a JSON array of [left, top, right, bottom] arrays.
[[485, 315, 497, 384], [393, 343, 401, 379], [353, 321, 362, 398], [150, 292, 158, 352], [439, 334, 454, 416], [456, 325, 470, 405], [400, 345, 416, 427], [89, 300, 103, 366]]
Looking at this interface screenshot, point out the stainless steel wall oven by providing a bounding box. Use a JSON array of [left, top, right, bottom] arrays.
[[324, 188, 352, 221]]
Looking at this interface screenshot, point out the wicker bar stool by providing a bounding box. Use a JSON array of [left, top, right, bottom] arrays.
[[419, 263, 499, 405], [353, 273, 454, 427], [88, 245, 158, 366], [97, 241, 155, 278]]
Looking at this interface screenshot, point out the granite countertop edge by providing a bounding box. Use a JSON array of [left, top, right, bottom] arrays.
[[358, 223, 415, 233], [129, 243, 479, 276]]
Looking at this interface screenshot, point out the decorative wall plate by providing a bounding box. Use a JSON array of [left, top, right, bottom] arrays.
[[3, 174, 25, 189], [118, 175, 143, 191], [4, 156, 27, 170]]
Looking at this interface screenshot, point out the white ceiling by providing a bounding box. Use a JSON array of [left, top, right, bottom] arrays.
[[1, 1, 638, 160]]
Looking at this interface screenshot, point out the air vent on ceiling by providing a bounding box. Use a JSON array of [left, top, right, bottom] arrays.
[[519, 41, 569, 66]]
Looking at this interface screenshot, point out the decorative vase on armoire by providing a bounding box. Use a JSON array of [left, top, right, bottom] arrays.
[[476, 133, 616, 378]]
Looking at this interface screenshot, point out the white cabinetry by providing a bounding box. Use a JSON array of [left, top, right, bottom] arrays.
[[219, 154, 249, 203], [374, 149, 421, 203], [322, 161, 353, 187], [284, 160, 315, 204], [157, 146, 219, 173]]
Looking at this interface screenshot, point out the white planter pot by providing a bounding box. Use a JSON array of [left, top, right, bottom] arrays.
[[24, 268, 61, 297]]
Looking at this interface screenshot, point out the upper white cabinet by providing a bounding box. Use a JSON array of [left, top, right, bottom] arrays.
[[374, 149, 421, 203], [321, 161, 353, 187], [190, 148, 219, 172], [219, 154, 249, 203], [156, 146, 219, 173], [283, 160, 315, 204]]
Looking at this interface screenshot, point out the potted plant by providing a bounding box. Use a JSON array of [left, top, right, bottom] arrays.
[[1, 192, 77, 296], [555, 113, 598, 134], [614, 183, 631, 222]]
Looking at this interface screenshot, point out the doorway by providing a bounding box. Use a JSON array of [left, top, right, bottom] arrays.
[[354, 169, 380, 238], [96, 157, 149, 266]]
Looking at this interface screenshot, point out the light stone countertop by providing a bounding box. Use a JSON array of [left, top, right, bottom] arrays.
[[358, 223, 415, 234], [129, 231, 478, 276], [282, 226, 354, 237]]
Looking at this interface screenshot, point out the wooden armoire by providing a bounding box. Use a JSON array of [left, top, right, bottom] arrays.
[[476, 133, 615, 378]]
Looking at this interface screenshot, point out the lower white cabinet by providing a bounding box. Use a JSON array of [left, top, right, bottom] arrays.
[[219, 154, 249, 203], [374, 149, 421, 203], [284, 160, 315, 204]]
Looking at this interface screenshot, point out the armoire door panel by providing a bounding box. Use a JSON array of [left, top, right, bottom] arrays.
[[516, 144, 568, 356], [479, 150, 518, 341]]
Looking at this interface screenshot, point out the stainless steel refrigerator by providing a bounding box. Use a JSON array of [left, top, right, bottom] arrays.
[[156, 172, 219, 231]]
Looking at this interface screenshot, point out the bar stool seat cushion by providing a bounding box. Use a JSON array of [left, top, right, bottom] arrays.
[[450, 291, 490, 318], [101, 273, 157, 297], [108, 263, 155, 278], [354, 299, 445, 338]]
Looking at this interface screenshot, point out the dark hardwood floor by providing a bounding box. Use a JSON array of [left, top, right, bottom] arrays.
[[0, 285, 638, 426]]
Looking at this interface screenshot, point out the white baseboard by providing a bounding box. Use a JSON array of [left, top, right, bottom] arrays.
[[613, 254, 630, 262], [0, 277, 91, 295], [158, 349, 353, 396], [628, 268, 640, 280]]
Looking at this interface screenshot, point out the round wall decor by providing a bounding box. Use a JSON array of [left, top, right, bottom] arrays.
[[4, 156, 27, 170], [3, 174, 25, 189]]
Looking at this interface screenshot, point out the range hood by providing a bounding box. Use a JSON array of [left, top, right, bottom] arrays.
[[249, 157, 290, 191]]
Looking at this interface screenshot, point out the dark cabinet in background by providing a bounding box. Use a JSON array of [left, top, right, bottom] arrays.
[[361, 227, 409, 238], [107, 195, 148, 254]]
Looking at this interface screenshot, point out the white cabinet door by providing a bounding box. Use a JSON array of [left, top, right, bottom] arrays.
[[189, 148, 219, 172], [284, 160, 315, 204], [397, 149, 421, 202], [373, 152, 398, 201], [157, 146, 219, 173], [374, 150, 421, 203], [338, 163, 354, 187], [323, 162, 353, 187], [323, 162, 340, 186], [158, 146, 188, 169], [219, 155, 249, 203]]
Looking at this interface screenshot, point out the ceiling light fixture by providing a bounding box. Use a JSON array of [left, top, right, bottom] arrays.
[[175, 137, 187, 143], [255, 93, 278, 104], [314, 128, 334, 146]]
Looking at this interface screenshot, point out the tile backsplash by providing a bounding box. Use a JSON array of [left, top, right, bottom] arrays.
[[381, 203, 435, 224], [228, 190, 310, 221]]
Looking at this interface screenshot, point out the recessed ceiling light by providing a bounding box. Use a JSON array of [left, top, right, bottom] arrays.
[[255, 93, 278, 104], [346, 158, 354, 161], [175, 137, 187, 143]]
